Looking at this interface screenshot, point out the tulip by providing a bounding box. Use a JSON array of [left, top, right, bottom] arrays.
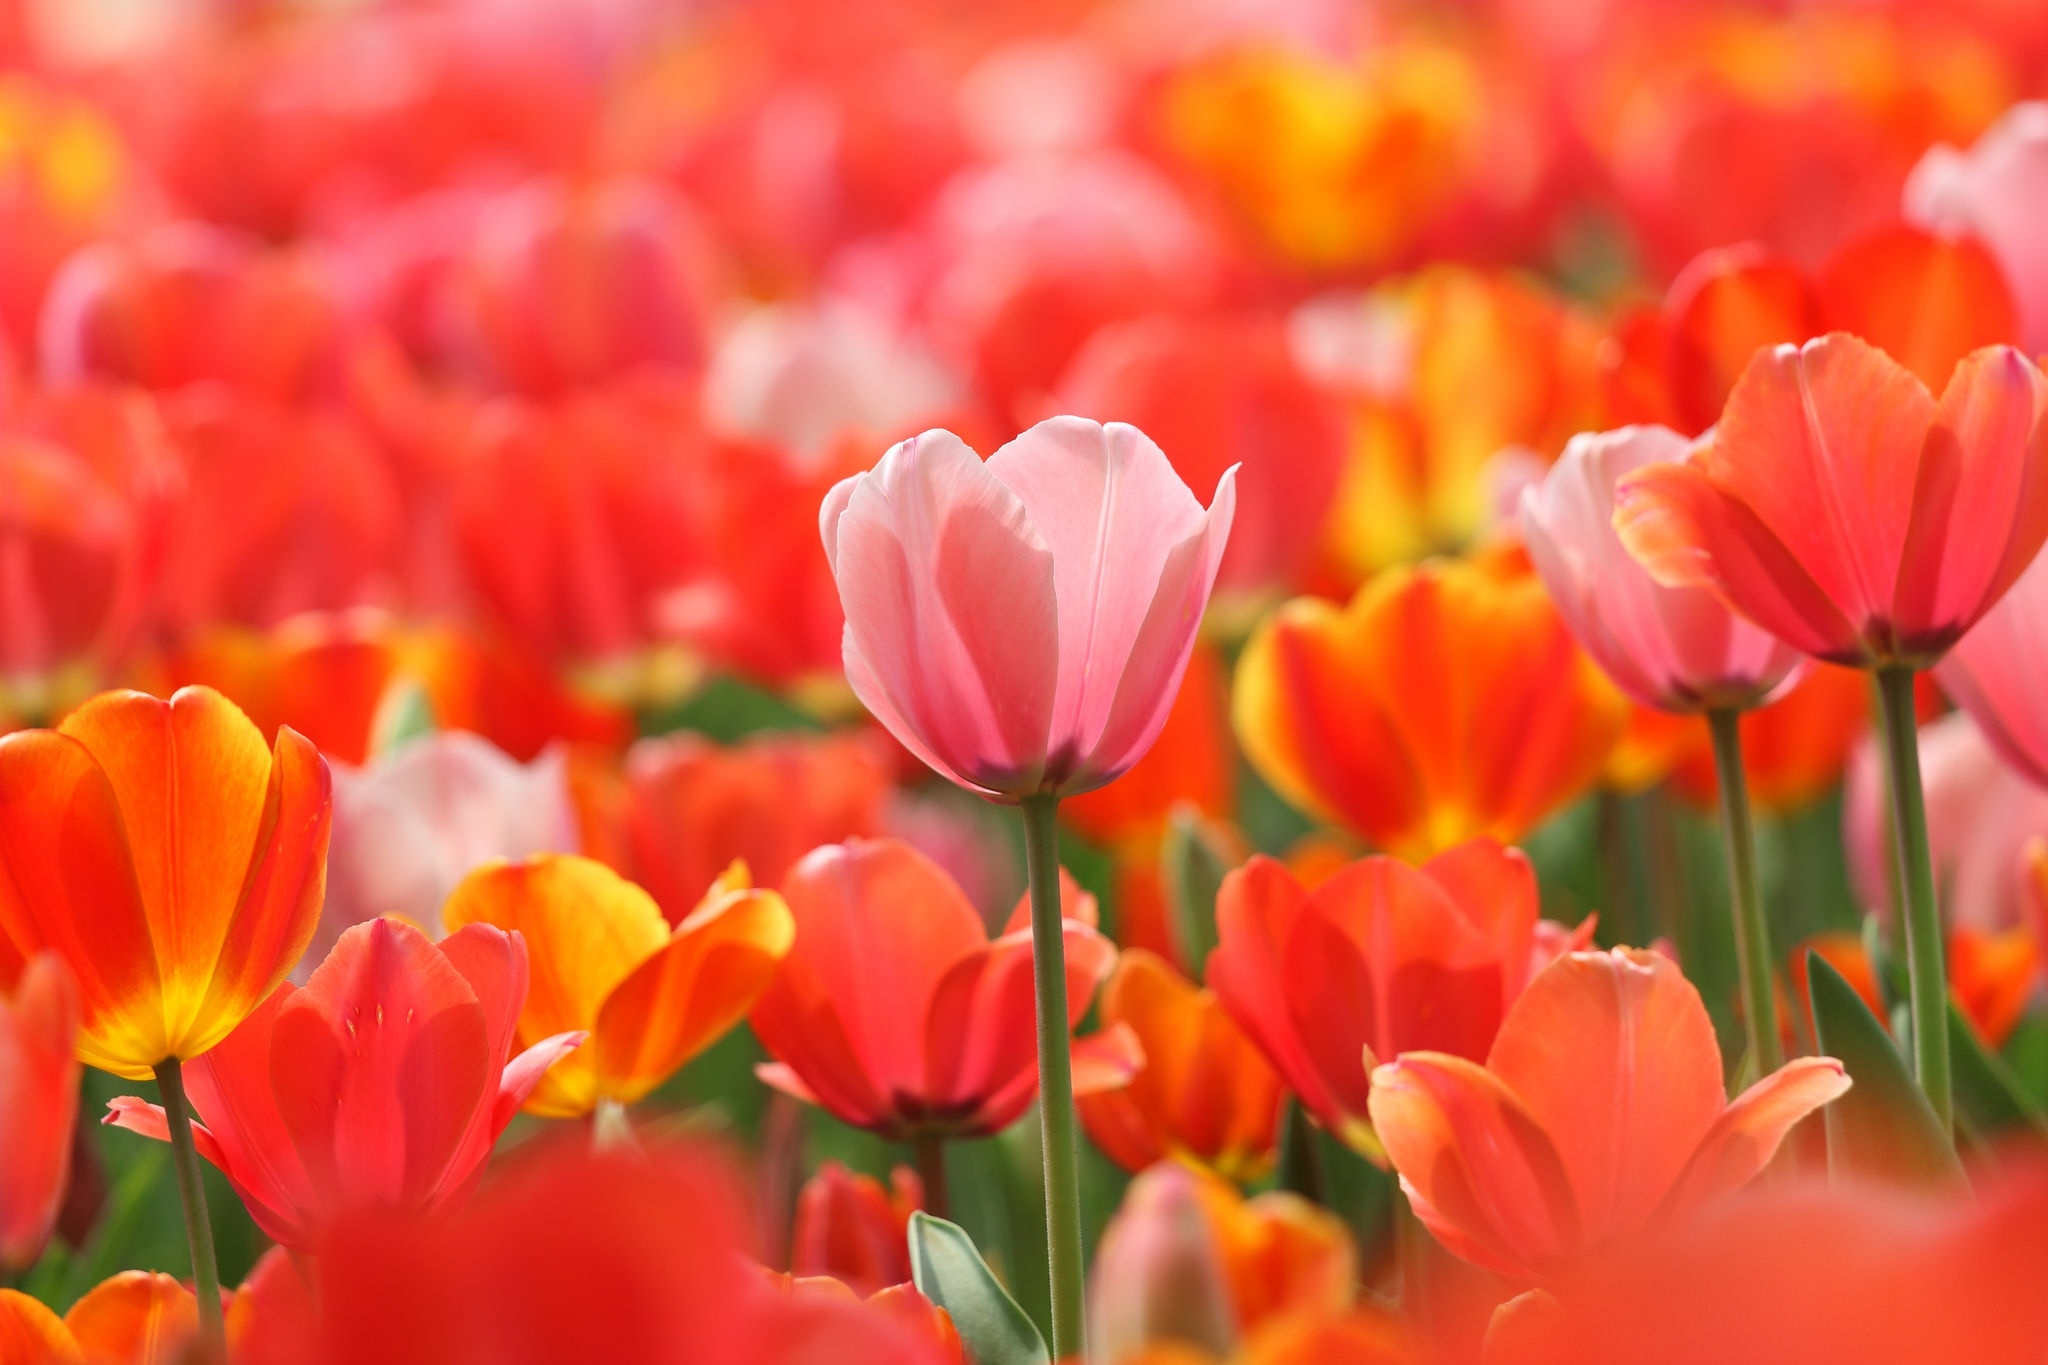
[[105, 916, 582, 1250], [1233, 553, 1628, 861], [1664, 662, 1875, 814], [1908, 102, 2048, 355], [1078, 949, 1285, 1183], [1369, 948, 1850, 1280], [1525, 423, 1806, 1074], [0, 1272, 200, 1365], [1208, 841, 1583, 1161], [0, 685, 330, 1344], [1936, 547, 2048, 789], [0, 953, 77, 1272], [318, 731, 579, 969], [823, 415, 1233, 1356], [789, 1162, 923, 1299], [619, 729, 891, 925], [439, 853, 791, 1121], [1617, 333, 2048, 1135]]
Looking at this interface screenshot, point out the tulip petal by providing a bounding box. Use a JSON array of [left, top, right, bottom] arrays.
[[1816, 226, 2018, 393], [1663, 1057, 1851, 1219], [1484, 949, 1726, 1245], [1368, 1053, 1579, 1280], [592, 888, 794, 1106], [494, 1030, 586, 1135], [0, 1288, 79, 1364], [0, 729, 162, 1076], [171, 986, 317, 1246], [1072, 1021, 1147, 1095], [63, 1271, 198, 1363]]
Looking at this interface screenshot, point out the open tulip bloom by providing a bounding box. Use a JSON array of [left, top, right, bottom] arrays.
[[821, 416, 1235, 1357]]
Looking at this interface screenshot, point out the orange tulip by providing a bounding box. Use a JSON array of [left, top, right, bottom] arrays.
[[1615, 334, 2048, 669], [0, 1272, 200, 1365], [1079, 950, 1285, 1183], [1369, 948, 1849, 1280], [789, 1162, 923, 1299], [0, 953, 77, 1271], [0, 686, 331, 1078], [619, 730, 892, 926], [1208, 841, 1578, 1161], [440, 854, 793, 1118], [1234, 554, 1628, 861]]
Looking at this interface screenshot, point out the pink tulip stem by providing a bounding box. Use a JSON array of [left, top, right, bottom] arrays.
[[914, 1134, 951, 1222], [154, 1058, 225, 1354], [1707, 709, 1782, 1077], [1020, 792, 1085, 1361], [1874, 666, 1954, 1135]]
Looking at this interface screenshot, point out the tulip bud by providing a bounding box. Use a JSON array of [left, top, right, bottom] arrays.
[[1089, 1164, 1236, 1365]]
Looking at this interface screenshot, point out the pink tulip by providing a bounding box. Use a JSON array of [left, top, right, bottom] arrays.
[[821, 417, 1236, 800], [1521, 425, 1805, 712], [1907, 103, 2048, 355], [314, 732, 577, 973], [1844, 711, 2048, 932], [1936, 548, 2048, 789]]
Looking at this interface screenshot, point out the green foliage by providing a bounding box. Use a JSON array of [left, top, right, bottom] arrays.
[[908, 1213, 1051, 1365], [1806, 952, 1964, 1187]]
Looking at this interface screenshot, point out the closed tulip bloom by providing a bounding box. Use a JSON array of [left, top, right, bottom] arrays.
[[820, 417, 1236, 800], [1936, 548, 2048, 789], [440, 854, 792, 1118], [1208, 841, 1580, 1161], [1614, 334, 2048, 669], [1234, 554, 1628, 861], [1368, 948, 1850, 1280], [750, 837, 1131, 1140], [789, 1163, 923, 1299], [1522, 426, 1805, 713], [0, 686, 331, 1078], [1078, 949, 1284, 1182], [0, 953, 77, 1271], [104, 917, 582, 1248]]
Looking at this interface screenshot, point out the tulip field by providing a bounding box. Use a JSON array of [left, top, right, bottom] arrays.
[[6, 1, 2048, 1362]]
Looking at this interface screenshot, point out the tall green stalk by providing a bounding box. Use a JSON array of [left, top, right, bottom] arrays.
[[1873, 666, 1952, 1134], [154, 1058, 224, 1354], [1019, 794, 1084, 1360], [1707, 709, 1782, 1077]]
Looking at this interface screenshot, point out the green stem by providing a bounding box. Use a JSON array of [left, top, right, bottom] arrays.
[[1020, 793, 1084, 1361], [914, 1134, 950, 1222], [1874, 666, 1952, 1134], [154, 1059, 224, 1353], [1707, 709, 1782, 1078], [1276, 1098, 1327, 1207]]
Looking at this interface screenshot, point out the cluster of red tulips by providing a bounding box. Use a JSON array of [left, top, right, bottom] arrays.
[[4, 0, 2048, 1362]]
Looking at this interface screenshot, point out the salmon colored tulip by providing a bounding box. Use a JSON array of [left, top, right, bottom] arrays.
[[1937, 547, 2048, 789], [440, 854, 792, 1118], [789, 1162, 923, 1298], [104, 917, 582, 1248], [1369, 948, 1850, 1280], [822, 416, 1236, 800], [618, 729, 891, 926], [1079, 949, 1284, 1182], [1233, 554, 1628, 860], [0, 686, 331, 1079], [1056, 313, 1348, 601], [1208, 841, 1582, 1160], [1908, 102, 2048, 355], [1614, 334, 2048, 669], [1522, 425, 1805, 713], [749, 837, 1132, 1140], [0, 1272, 202, 1365], [0, 953, 77, 1271]]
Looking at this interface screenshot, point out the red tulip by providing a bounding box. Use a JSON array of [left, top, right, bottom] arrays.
[[789, 1162, 923, 1298], [750, 837, 1132, 1140], [1616, 334, 2048, 668], [0, 952, 77, 1271], [104, 916, 581, 1248]]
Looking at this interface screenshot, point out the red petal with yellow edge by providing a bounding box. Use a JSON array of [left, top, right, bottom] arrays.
[[1485, 949, 1726, 1247], [63, 1271, 198, 1364], [0, 1288, 79, 1365], [592, 888, 794, 1107], [1818, 227, 2018, 393], [56, 688, 277, 1057], [440, 854, 665, 1116], [1662, 1057, 1850, 1220], [1367, 1053, 1578, 1280], [0, 728, 161, 1076], [1666, 245, 1821, 437], [193, 724, 330, 1058], [270, 918, 490, 1217]]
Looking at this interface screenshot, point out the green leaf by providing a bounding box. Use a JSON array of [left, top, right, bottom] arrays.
[[908, 1211, 1050, 1365], [1806, 951, 1964, 1187], [1947, 999, 2048, 1148], [1161, 804, 1231, 973]]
